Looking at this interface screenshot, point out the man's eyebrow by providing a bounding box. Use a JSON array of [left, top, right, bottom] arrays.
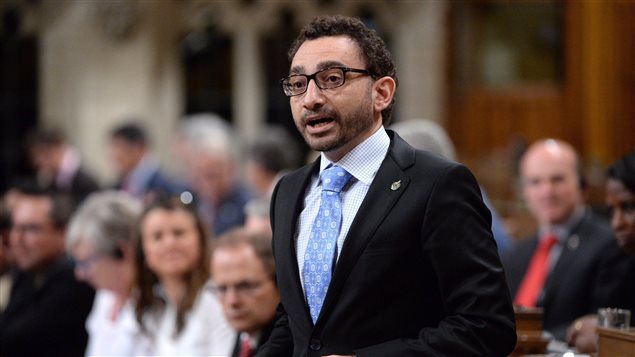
[[289, 61, 348, 75], [317, 60, 346, 70], [289, 66, 305, 75]]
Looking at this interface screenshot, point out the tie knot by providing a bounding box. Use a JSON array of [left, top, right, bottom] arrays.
[[320, 166, 352, 193], [540, 234, 558, 250]]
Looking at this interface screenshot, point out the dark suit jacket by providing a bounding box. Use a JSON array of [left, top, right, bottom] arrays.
[[232, 320, 275, 357], [115, 167, 186, 200], [502, 210, 635, 341], [0, 258, 95, 357], [38, 166, 99, 205], [66, 167, 100, 204], [258, 131, 516, 357]]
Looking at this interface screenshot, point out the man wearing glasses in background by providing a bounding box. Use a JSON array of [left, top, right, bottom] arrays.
[[0, 185, 94, 357], [258, 15, 516, 357], [210, 228, 279, 357]]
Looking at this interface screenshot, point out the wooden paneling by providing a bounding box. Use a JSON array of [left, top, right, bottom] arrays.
[[448, 1, 635, 165], [453, 85, 565, 155], [447, 1, 635, 226]]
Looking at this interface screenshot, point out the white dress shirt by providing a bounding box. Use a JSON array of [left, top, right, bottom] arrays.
[[146, 291, 236, 356], [84, 290, 150, 357], [295, 127, 390, 288]]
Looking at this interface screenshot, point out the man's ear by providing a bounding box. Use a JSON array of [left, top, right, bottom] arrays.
[[372, 76, 396, 114]]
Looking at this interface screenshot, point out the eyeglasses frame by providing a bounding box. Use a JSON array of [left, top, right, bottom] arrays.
[[280, 66, 374, 97]]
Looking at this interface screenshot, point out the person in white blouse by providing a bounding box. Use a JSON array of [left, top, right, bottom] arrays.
[[66, 190, 150, 356], [135, 196, 235, 356]]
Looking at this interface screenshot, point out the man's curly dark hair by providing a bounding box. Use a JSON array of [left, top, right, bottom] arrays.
[[288, 15, 398, 125]]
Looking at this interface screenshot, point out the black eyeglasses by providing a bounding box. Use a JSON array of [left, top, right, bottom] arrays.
[[280, 66, 373, 97], [205, 280, 266, 298]]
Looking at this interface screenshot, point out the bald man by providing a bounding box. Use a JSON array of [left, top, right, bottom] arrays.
[[502, 139, 635, 341]]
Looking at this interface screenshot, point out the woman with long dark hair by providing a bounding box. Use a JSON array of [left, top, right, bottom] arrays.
[[134, 197, 234, 355]]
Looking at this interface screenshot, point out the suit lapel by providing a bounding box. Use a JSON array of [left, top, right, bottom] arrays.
[[542, 215, 588, 307], [276, 160, 319, 328], [316, 134, 415, 326]]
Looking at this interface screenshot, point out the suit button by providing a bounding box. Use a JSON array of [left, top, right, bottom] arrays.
[[309, 339, 322, 351]]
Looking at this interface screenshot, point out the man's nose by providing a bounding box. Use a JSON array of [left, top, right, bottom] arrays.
[[225, 288, 242, 306], [612, 210, 625, 231], [302, 79, 325, 109]]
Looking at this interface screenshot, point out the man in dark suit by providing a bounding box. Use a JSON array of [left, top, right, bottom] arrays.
[[258, 15, 516, 357], [108, 122, 185, 202], [27, 129, 100, 204], [502, 139, 635, 341], [0, 186, 95, 357], [177, 114, 254, 236], [210, 228, 278, 357]]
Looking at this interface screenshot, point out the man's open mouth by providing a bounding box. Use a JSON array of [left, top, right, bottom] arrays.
[[307, 117, 334, 128]]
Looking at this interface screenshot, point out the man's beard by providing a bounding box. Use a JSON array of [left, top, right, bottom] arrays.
[[301, 94, 374, 154]]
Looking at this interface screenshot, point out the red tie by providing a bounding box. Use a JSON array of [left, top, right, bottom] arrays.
[[239, 337, 253, 357], [514, 234, 559, 307]]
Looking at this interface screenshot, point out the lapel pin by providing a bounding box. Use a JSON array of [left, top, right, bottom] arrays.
[[567, 235, 580, 250], [390, 180, 401, 191]]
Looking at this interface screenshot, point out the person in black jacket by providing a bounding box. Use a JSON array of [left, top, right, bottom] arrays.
[[258, 15, 516, 357], [210, 228, 278, 357], [503, 140, 635, 342], [0, 185, 94, 357], [27, 128, 100, 205]]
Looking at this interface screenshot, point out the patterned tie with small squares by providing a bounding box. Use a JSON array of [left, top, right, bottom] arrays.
[[302, 165, 352, 324]]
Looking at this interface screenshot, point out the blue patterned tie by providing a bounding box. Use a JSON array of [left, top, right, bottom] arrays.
[[303, 165, 352, 324]]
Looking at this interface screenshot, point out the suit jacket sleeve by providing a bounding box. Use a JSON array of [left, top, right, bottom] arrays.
[[257, 180, 295, 357], [256, 303, 294, 356], [0, 266, 95, 356], [354, 163, 516, 356]]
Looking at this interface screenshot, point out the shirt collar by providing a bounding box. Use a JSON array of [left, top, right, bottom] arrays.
[[240, 331, 260, 346], [540, 205, 587, 243], [127, 153, 160, 190], [318, 126, 390, 186]]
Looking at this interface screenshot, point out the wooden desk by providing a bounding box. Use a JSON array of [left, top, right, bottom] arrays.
[[510, 308, 550, 356], [597, 326, 635, 357]]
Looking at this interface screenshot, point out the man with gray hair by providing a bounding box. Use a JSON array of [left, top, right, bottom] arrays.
[[177, 113, 253, 236]]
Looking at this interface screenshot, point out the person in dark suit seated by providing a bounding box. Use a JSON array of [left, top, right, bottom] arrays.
[[27, 128, 100, 205], [567, 150, 635, 353], [176, 114, 254, 236], [108, 121, 185, 202], [0, 185, 95, 357], [502, 139, 635, 342], [259, 15, 516, 357], [209, 228, 278, 357]]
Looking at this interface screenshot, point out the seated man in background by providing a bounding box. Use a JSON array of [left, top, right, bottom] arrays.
[[108, 121, 185, 202], [177, 114, 253, 236], [0, 185, 95, 357], [27, 128, 100, 204], [209, 228, 279, 357], [502, 139, 635, 341]]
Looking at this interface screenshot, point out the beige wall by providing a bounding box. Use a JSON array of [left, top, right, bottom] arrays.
[[39, 0, 183, 183], [36, 0, 446, 182]]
